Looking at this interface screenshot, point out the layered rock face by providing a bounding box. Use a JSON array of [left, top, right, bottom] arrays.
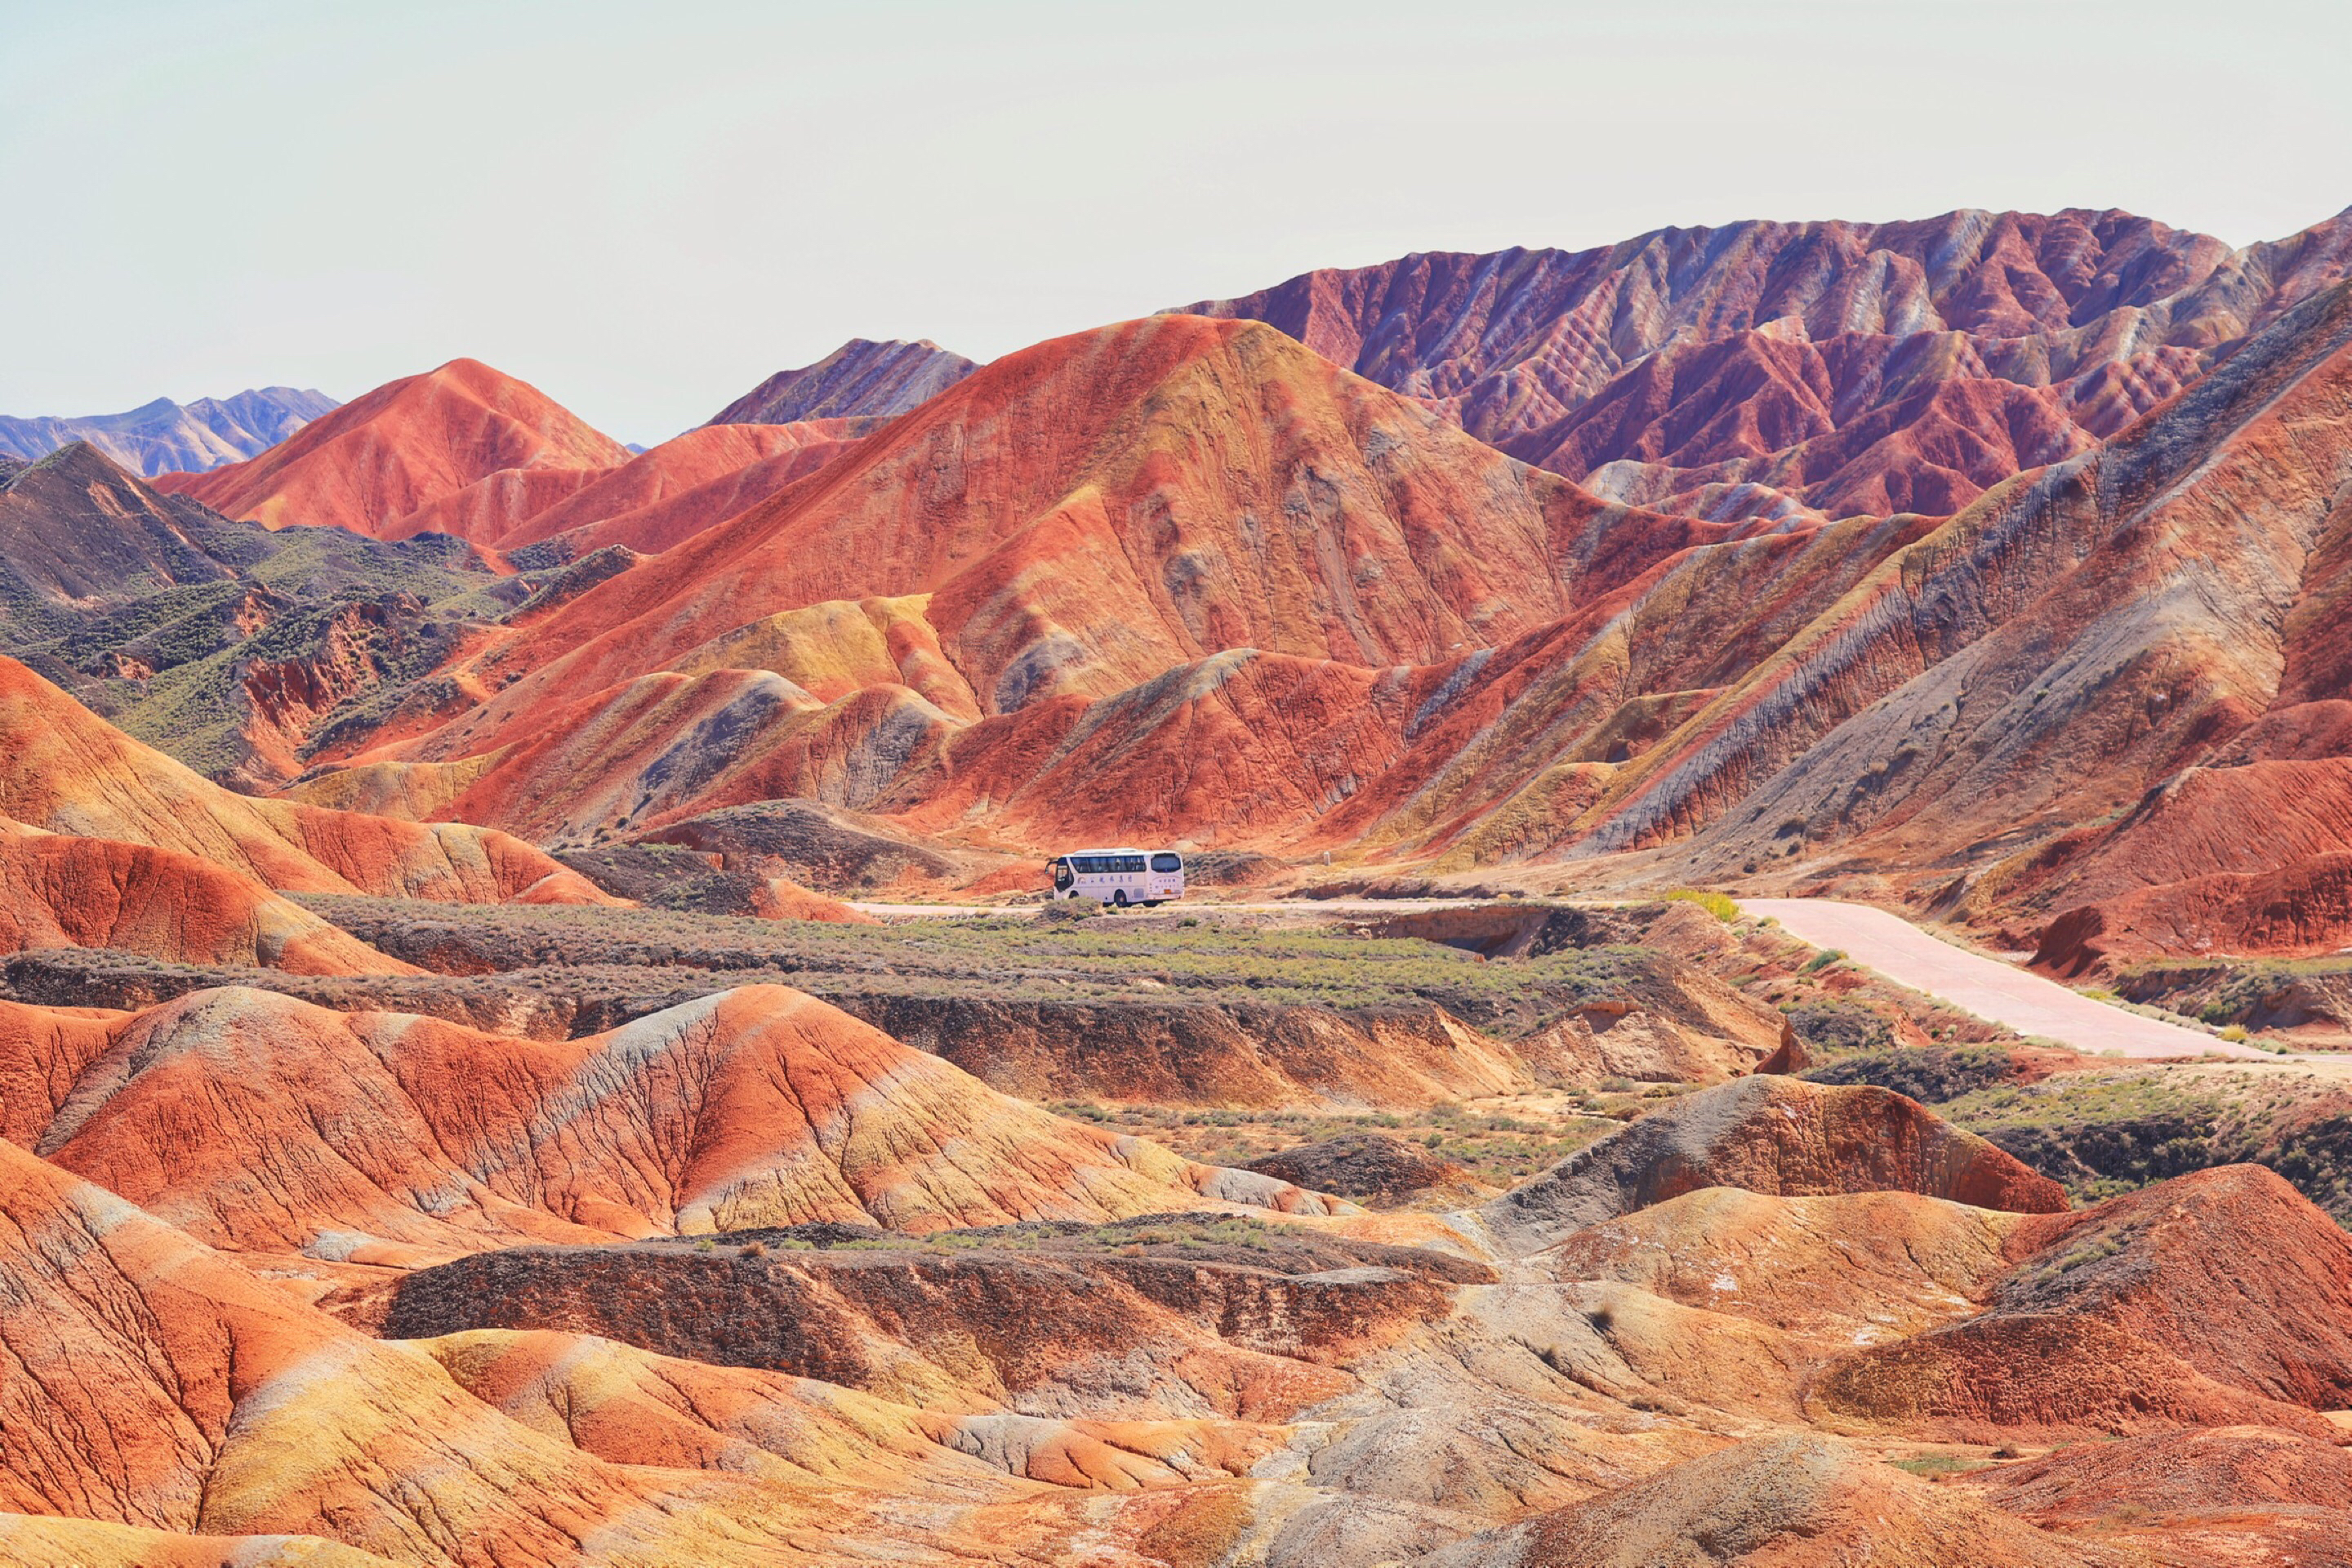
[[0, 819, 412, 975], [1183, 206, 2352, 523]]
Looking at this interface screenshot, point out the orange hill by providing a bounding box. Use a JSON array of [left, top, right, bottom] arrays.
[[492, 417, 879, 559], [156, 357, 629, 540], [17, 983, 1344, 1263], [0, 818, 412, 975], [345, 314, 1753, 843], [0, 656, 611, 904]]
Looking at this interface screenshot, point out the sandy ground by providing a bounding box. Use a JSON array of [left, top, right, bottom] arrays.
[[1741, 898, 2278, 1062]]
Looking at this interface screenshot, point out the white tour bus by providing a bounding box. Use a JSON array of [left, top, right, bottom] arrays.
[[1048, 848, 1185, 907]]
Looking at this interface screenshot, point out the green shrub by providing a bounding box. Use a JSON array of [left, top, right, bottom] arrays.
[[1664, 889, 1740, 922]]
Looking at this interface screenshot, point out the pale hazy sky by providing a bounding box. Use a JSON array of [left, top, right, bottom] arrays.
[[6, 0, 2350, 443]]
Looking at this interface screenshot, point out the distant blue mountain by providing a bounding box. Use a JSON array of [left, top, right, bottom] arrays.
[[0, 386, 339, 476]]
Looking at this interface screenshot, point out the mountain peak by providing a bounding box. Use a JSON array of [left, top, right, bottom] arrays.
[[155, 358, 627, 537], [707, 337, 978, 425]]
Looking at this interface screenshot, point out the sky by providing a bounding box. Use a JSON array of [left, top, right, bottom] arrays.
[[5, 0, 2350, 444]]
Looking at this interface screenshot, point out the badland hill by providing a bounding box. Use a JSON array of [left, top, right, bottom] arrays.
[[146, 225, 2350, 978], [7, 987, 2349, 1566], [11, 203, 2352, 1564], [1186, 206, 2352, 523]]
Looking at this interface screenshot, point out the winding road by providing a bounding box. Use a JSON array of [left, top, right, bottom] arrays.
[[1739, 898, 2276, 1062]]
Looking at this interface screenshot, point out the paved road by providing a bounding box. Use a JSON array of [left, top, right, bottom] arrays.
[[1740, 898, 2274, 1062]]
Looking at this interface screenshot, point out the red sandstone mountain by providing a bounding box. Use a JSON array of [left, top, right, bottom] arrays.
[[155, 356, 884, 563], [1625, 272, 2352, 947], [336, 314, 1752, 842], [178, 266, 2352, 977], [157, 358, 630, 541], [1184, 206, 2352, 523]]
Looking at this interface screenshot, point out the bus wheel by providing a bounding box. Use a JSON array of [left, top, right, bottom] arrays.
[[1142, 901, 1162, 909], [1112, 891, 1130, 908]]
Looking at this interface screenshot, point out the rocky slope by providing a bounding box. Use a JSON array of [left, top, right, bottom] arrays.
[[0, 818, 412, 975], [1184, 206, 2352, 523], [0, 386, 337, 475], [1428, 1434, 2142, 1567], [1481, 1074, 2068, 1253], [707, 337, 978, 424], [0, 442, 528, 787]]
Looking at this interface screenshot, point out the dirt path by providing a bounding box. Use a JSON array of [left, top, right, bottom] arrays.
[[1740, 898, 2278, 1062], [846, 898, 1484, 923]]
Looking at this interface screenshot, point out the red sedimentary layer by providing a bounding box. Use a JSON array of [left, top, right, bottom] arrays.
[[492, 419, 879, 558]]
